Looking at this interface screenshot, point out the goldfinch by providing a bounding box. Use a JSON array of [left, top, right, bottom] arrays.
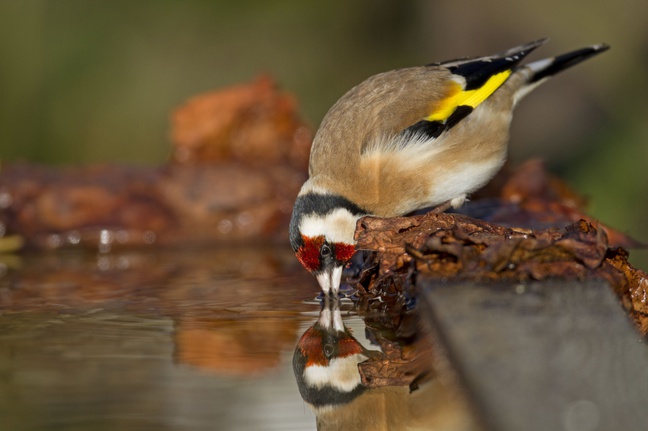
[[289, 38, 609, 294], [293, 295, 473, 430], [292, 295, 373, 409]]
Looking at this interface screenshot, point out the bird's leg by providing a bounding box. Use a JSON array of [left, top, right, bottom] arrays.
[[430, 194, 466, 214], [430, 200, 453, 214]]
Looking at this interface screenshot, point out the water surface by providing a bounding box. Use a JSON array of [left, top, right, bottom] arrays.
[[0, 246, 475, 430]]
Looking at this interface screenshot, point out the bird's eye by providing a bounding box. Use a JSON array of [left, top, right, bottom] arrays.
[[323, 343, 334, 358], [320, 243, 332, 257]]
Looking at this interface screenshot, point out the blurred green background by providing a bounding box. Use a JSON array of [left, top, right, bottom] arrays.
[[0, 0, 646, 268]]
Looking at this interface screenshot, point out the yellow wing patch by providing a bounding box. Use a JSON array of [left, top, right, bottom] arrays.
[[426, 70, 512, 122]]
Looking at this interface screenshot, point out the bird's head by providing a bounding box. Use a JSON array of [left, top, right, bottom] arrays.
[[289, 191, 365, 295], [293, 295, 376, 409]]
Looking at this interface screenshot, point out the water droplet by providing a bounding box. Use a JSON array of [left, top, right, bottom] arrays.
[[115, 230, 129, 244], [0, 190, 12, 209], [67, 230, 81, 245], [97, 256, 111, 271], [47, 234, 62, 248], [143, 231, 156, 244], [99, 230, 113, 245], [236, 212, 254, 226], [98, 230, 113, 253], [218, 219, 233, 234]]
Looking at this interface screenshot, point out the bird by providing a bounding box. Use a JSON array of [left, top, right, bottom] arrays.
[[289, 38, 609, 295], [293, 294, 476, 430], [292, 294, 376, 410]]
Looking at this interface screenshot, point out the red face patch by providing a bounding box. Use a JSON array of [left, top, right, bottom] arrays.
[[296, 236, 357, 273], [297, 327, 328, 366], [336, 336, 364, 358], [296, 235, 324, 273], [297, 326, 364, 367], [334, 242, 356, 264]]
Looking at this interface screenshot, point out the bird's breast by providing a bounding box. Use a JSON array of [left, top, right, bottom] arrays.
[[355, 145, 506, 216]]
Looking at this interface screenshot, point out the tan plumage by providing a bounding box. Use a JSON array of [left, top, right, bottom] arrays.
[[306, 49, 532, 215], [290, 38, 609, 294]]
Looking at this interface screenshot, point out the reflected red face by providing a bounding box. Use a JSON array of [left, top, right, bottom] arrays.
[[296, 235, 356, 273], [296, 326, 365, 367]]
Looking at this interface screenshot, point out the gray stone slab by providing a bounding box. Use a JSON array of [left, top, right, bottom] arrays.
[[420, 279, 648, 431]]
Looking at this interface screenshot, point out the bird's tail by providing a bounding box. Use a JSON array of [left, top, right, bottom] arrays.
[[526, 44, 609, 83], [514, 43, 609, 104]]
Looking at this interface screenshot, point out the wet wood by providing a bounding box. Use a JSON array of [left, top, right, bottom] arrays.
[[351, 161, 648, 334], [419, 279, 648, 431]]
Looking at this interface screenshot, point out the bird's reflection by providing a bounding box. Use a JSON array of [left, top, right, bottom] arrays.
[[293, 295, 479, 431], [293, 294, 379, 408]]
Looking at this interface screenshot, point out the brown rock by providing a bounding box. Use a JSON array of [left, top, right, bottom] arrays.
[[170, 75, 312, 171], [0, 77, 311, 249]]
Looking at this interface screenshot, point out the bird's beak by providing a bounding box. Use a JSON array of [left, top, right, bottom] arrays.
[[317, 294, 344, 332], [316, 265, 343, 295]]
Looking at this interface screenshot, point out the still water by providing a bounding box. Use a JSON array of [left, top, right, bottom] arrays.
[[0, 246, 476, 430]]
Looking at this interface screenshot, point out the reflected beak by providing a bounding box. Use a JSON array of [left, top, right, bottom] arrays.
[[316, 265, 343, 295], [317, 294, 345, 332]]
